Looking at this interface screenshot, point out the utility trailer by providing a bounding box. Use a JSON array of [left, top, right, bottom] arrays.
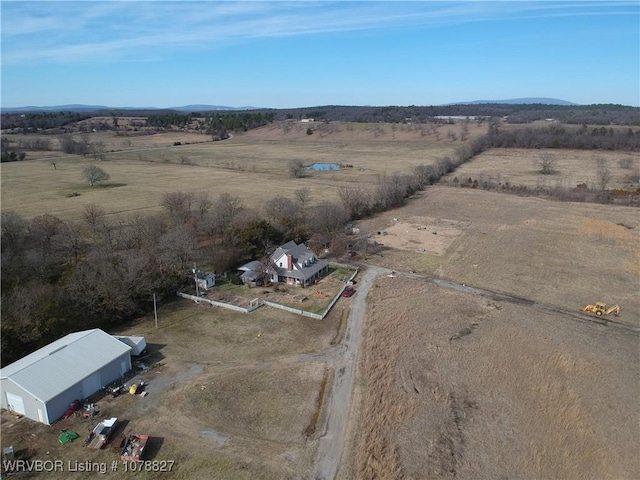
[[87, 417, 118, 450], [121, 434, 149, 462]]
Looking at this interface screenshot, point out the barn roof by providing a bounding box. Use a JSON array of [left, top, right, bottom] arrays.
[[0, 329, 131, 402]]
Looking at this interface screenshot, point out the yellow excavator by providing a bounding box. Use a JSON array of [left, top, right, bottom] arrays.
[[583, 302, 621, 316]]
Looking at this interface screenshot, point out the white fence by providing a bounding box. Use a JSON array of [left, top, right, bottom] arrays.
[[261, 301, 323, 320], [177, 292, 252, 313], [177, 266, 359, 320]]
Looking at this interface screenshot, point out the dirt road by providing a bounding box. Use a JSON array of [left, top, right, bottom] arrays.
[[312, 265, 387, 480]]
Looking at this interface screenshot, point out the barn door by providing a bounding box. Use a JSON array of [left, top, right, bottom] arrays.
[[6, 392, 26, 415]]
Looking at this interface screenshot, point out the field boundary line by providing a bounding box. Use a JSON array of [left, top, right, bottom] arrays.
[[392, 273, 640, 334]]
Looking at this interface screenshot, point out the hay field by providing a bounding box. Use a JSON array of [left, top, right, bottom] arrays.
[[444, 148, 639, 189], [1, 122, 475, 221], [342, 278, 639, 479]]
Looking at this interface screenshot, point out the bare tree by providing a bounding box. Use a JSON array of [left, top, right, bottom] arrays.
[[294, 187, 311, 210], [289, 159, 306, 178], [1, 211, 28, 253], [217, 193, 244, 228], [82, 164, 110, 187], [83, 204, 107, 232], [90, 140, 106, 161], [265, 196, 302, 237], [596, 159, 611, 198], [161, 191, 194, 223], [195, 192, 213, 219], [536, 153, 556, 175], [309, 202, 348, 236], [337, 185, 371, 220], [54, 221, 84, 263], [460, 121, 470, 141]]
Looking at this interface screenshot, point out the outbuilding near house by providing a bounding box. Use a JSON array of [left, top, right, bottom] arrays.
[[196, 272, 216, 291], [0, 329, 132, 425]]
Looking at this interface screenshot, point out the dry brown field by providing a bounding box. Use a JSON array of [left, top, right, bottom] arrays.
[[358, 187, 640, 326], [341, 186, 639, 479], [342, 278, 639, 480], [1, 121, 482, 221], [444, 148, 639, 190]]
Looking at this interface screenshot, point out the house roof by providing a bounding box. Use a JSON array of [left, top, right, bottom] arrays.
[[239, 241, 327, 282], [196, 271, 215, 279], [270, 241, 312, 264], [238, 260, 263, 272], [273, 258, 328, 281], [240, 270, 263, 281], [0, 329, 131, 403]]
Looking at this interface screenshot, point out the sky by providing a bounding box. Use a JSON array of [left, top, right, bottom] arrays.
[[1, 1, 639, 109]]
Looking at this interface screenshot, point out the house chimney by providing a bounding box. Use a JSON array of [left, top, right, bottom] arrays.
[[287, 253, 293, 270]]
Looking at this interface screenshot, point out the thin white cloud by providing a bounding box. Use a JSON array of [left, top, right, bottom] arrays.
[[1, 1, 637, 65]]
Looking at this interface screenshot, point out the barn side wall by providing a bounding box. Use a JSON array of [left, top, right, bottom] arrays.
[[1, 379, 47, 424], [47, 352, 131, 424]]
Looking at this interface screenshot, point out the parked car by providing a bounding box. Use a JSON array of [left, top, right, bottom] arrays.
[[342, 286, 355, 297]]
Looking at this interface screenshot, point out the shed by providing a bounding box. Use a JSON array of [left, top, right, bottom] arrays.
[[112, 335, 147, 356], [196, 272, 216, 291], [0, 329, 132, 425]]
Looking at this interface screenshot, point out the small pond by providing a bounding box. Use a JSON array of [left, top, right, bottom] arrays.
[[308, 163, 340, 171]]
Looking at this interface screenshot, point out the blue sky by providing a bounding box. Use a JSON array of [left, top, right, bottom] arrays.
[[1, 1, 638, 108]]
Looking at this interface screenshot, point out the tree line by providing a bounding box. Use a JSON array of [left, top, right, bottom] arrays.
[[0, 112, 92, 131], [481, 123, 640, 151]]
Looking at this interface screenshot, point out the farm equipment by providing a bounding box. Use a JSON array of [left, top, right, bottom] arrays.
[[58, 430, 79, 445], [62, 399, 82, 419], [86, 417, 118, 450], [104, 382, 124, 398], [582, 302, 621, 316], [121, 434, 149, 462]]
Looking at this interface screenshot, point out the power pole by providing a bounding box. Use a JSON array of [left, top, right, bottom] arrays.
[[193, 263, 199, 297], [153, 293, 158, 329]]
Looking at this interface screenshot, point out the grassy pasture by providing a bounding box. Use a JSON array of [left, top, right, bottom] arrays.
[[1, 122, 475, 221]]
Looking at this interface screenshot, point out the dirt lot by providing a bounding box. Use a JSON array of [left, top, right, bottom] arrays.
[[370, 217, 469, 256], [0, 299, 344, 479]]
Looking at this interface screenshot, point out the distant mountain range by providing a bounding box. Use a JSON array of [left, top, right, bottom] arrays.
[[1, 98, 581, 113], [1, 104, 257, 113], [450, 97, 577, 106]]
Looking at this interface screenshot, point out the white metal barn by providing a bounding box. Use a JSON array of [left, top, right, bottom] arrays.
[[0, 329, 132, 425]]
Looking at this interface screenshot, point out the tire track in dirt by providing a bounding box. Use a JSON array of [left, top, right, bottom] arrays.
[[312, 265, 387, 480], [427, 276, 639, 334]]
